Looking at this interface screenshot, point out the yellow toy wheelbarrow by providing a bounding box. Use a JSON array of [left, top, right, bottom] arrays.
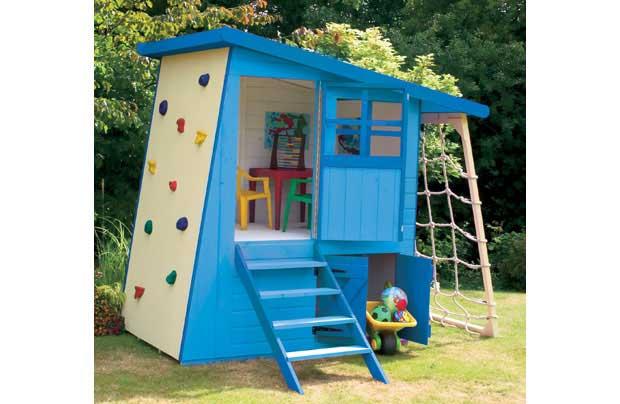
[[366, 301, 417, 355]]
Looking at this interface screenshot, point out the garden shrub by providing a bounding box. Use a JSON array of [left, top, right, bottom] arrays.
[[489, 231, 526, 291], [94, 216, 129, 336], [95, 283, 125, 336]]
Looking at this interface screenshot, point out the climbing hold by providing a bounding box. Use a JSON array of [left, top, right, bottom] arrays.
[[176, 118, 185, 133], [194, 131, 207, 145], [165, 270, 177, 285], [159, 100, 168, 115], [169, 180, 177, 192], [176, 217, 189, 231], [134, 286, 145, 299], [198, 73, 210, 87], [147, 160, 157, 175], [144, 219, 153, 234]]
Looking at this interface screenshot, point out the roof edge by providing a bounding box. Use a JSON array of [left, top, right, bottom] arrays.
[[137, 27, 490, 119]]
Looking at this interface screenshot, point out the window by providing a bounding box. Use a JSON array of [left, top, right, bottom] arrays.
[[325, 96, 403, 160]]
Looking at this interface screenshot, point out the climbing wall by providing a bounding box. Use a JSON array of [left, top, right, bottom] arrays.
[[123, 48, 229, 359]]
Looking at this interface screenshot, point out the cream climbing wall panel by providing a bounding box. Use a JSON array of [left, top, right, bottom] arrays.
[[123, 48, 229, 359]]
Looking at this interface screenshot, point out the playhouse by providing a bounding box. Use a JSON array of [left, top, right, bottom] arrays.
[[122, 27, 492, 394]]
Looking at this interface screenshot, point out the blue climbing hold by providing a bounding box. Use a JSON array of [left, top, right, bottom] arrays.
[[198, 74, 210, 87], [176, 217, 188, 231], [159, 100, 168, 115]]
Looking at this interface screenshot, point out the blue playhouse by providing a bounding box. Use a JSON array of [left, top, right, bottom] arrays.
[[122, 27, 490, 394]]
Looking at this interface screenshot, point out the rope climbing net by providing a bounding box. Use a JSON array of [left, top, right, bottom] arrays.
[[416, 115, 497, 337]]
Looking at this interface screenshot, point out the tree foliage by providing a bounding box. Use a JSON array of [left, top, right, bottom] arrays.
[[266, 0, 525, 232], [95, 0, 525, 238], [94, 0, 277, 223], [288, 23, 460, 96], [392, 0, 526, 231]]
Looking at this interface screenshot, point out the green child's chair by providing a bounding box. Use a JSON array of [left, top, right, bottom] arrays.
[[282, 178, 312, 232]]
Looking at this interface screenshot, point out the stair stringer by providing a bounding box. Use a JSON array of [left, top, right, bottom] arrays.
[[234, 245, 304, 394], [314, 246, 389, 385]]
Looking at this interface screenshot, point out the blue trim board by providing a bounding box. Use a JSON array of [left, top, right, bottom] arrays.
[[181, 353, 270, 366], [399, 98, 420, 256], [137, 27, 489, 118], [122, 63, 162, 292], [395, 255, 433, 345], [179, 49, 234, 362]]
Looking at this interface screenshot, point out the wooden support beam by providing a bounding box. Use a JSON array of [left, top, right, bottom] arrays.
[[422, 112, 498, 337]]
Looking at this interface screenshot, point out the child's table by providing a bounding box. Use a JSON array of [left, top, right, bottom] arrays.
[[248, 167, 313, 230]]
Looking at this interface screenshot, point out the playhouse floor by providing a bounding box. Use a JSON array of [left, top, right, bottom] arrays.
[[234, 222, 311, 242]]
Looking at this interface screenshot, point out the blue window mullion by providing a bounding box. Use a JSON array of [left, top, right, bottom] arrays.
[[360, 90, 370, 157]]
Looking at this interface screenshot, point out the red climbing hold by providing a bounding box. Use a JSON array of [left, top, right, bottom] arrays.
[[176, 118, 185, 133], [169, 180, 177, 192], [134, 286, 145, 299]]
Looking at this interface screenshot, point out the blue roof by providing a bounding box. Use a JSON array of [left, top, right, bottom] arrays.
[[137, 27, 489, 118]]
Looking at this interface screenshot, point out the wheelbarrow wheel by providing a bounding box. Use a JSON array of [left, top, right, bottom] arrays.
[[380, 333, 397, 355]]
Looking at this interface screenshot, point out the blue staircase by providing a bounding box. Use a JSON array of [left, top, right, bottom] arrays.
[[235, 241, 388, 394]]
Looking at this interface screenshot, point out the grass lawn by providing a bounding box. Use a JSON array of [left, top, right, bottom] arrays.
[[95, 291, 525, 403]]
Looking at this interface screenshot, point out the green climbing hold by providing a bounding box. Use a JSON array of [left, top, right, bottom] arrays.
[[144, 219, 153, 234], [166, 270, 177, 285]]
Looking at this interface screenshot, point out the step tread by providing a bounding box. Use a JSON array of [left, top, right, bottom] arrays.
[[259, 288, 340, 299], [273, 316, 355, 330], [287, 345, 371, 361], [246, 259, 327, 270]]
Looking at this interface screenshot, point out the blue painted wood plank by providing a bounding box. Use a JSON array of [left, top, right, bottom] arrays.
[[318, 241, 401, 255], [392, 171, 401, 241], [402, 225, 415, 240], [376, 169, 400, 241], [402, 208, 415, 225], [246, 259, 327, 270], [344, 168, 363, 239], [229, 47, 340, 81], [259, 288, 340, 299], [360, 170, 379, 239], [237, 240, 314, 260], [326, 255, 369, 329], [326, 168, 346, 240], [180, 51, 235, 362], [321, 155, 401, 169], [314, 247, 388, 384], [234, 245, 304, 394], [399, 98, 420, 255], [286, 346, 370, 361], [404, 178, 417, 193], [396, 255, 433, 345], [273, 316, 355, 330]]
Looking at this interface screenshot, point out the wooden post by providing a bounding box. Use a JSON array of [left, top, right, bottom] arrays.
[[452, 114, 497, 337], [420, 113, 498, 337]]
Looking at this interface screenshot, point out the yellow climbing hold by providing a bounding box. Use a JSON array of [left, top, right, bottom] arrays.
[[194, 131, 207, 145], [147, 160, 157, 175]]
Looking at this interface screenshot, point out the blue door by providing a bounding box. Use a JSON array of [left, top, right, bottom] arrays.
[[317, 83, 407, 242]]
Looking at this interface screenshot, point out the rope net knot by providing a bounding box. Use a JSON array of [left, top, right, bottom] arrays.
[[416, 122, 497, 336]]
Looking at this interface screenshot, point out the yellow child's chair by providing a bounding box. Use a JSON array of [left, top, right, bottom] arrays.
[[236, 167, 273, 230]]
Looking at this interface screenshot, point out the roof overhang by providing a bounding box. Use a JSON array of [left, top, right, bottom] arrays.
[[137, 27, 489, 119]]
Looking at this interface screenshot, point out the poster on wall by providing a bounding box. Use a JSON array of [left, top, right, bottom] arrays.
[[264, 112, 310, 169]]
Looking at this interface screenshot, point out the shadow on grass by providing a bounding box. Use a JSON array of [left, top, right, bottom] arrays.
[[96, 334, 395, 402], [95, 328, 498, 402]]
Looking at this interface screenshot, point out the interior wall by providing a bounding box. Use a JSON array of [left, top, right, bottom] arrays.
[[368, 254, 397, 300], [237, 77, 315, 225]]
